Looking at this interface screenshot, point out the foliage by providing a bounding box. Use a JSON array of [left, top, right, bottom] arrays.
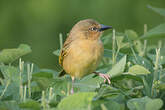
[[0, 5, 165, 110]]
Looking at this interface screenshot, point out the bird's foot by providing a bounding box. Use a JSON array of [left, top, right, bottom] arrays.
[[71, 76, 75, 94], [93, 72, 111, 84], [71, 87, 74, 94]]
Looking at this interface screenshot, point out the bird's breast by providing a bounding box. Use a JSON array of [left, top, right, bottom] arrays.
[[71, 39, 103, 62], [63, 39, 104, 78]]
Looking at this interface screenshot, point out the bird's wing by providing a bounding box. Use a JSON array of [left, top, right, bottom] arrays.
[[59, 37, 73, 67]]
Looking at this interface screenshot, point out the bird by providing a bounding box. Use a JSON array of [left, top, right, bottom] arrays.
[[59, 19, 112, 93]]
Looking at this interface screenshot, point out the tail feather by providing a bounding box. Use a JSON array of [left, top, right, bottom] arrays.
[[58, 70, 66, 77]]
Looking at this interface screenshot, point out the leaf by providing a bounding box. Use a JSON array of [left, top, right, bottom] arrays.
[[125, 30, 138, 40], [140, 23, 165, 41], [0, 100, 20, 110], [145, 99, 163, 110], [0, 65, 19, 83], [148, 5, 165, 17], [19, 99, 41, 110], [32, 77, 53, 90], [40, 69, 59, 77], [75, 74, 103, 92], [32, 70, 57, 90], [107, 55, 126, 77], [51, 76, 71, 96], [128, 55, 153, 71], [0, 44, 32, 64], [92, 99, 122, 110], [58, 92, 96, 110], [0, 65, 20, 100], [111, 73, 143, 83], [128, 65, 151, 75], [32, 72, 53, 79], [127, 96, 163, 110]]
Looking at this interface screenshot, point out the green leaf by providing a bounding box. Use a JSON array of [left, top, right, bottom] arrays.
[[0, 44, 32, 64], [40, 69, 59, 77], [0, 100, 20, 110], [19, 99, 41, 110], [107, 55, 126, 77], [125, 30, 138, 40], [0, 66, 20, 100], [92, 99, 122, 110], [32, 70, 57, 90], [32, 77, 53, 90], [111, 74, 143, 83], [75, 74, 103, 92], [128, 65, 150, 75], [140, 23, 165, 42], [58, 92, 96, 110], [32, 72, 53, 79], [127, 96, 163, 110], [51, 77, 71, 96], [128, 55, 153, 71], [0, 65, 19, 84], [148, 5, 165, 17], [116, 36, 128, 49], [145, 99, 163, 110]]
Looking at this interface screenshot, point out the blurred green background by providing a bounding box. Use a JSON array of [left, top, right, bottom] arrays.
[[0, 0, 164, 69]]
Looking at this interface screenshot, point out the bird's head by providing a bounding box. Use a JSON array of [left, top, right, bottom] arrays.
[[69, 19, 112, 40]]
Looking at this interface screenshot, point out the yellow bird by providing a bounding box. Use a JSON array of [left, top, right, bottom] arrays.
[[59, 19, 112, 93]]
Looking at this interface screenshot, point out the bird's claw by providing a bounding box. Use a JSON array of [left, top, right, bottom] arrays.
[[94, 72, 111, 84]]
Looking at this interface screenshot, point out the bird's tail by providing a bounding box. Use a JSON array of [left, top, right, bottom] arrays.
[[58, 70, 66, 77]]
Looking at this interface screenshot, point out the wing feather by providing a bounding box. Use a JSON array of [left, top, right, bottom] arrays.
[[59, 36, 73, 67]]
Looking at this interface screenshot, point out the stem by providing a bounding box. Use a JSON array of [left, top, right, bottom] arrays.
[[101, 104, 108, 110], [59, 33, 63, 50], [142, 40, 147, 56], [154, 48, 160, 80], [152, 48, 160, 97], [41, 91, 46, 110], [142, 24, 147, 56], [112, 29, 116, 66], [48, 87, 53, 101], [27, 63, 33, 98], [23, 85, 27, 102], [144, 24, 147, 34], [19, 58, 24, 101], [125, 34, 138, 63]]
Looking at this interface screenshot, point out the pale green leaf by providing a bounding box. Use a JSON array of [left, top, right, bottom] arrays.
[[107, 55, 127, 77], [128, 65, 150, 75], [0, 100, 20, 110], [127, 96, 163, 110], [0, 44, 32, 64], [125, 30, 138, 40], [146, 99, 163, 110], [140, 23, 165, 40], [19, 99, 41, 110], [58, 92, 96, 110]]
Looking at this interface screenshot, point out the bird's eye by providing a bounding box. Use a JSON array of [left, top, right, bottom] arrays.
[[90, 27, 97, 31]]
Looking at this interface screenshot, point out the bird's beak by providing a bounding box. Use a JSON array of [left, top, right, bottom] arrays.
[[99, 24, 112, 31]]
